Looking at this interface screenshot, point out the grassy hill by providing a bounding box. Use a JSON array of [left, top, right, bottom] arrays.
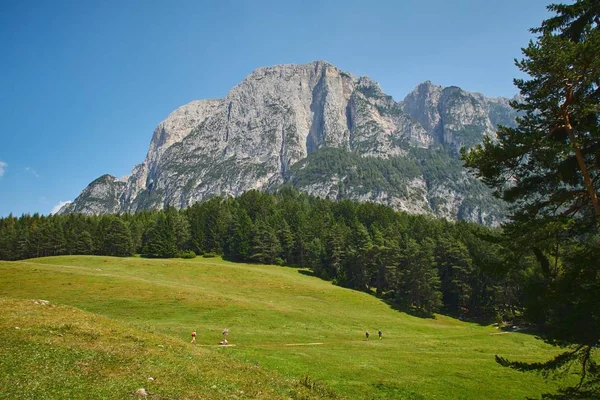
[[0, 256, 567, 399]]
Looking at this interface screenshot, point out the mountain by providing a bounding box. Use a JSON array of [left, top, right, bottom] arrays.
[[60, 61, 519, 225]]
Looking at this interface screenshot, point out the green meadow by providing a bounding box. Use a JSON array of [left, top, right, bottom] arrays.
[[0, 256, 568, 399]]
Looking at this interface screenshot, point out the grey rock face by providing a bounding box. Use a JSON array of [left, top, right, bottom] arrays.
[[401, 82, 518, 150], [61, 61, 518, 225], [120, 99, 220, 209], [401, 81, 442, 134], [59, 175, 126, 215]]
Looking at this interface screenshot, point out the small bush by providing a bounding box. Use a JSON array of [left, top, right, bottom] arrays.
[[202, 252, 217, 258], [178, 250, 196, 259]]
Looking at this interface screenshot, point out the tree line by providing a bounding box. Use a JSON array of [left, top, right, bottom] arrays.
[[0, 188, 523, 320]]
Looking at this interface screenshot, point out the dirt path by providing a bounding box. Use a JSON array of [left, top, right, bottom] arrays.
[[196, 342, 325, 347], [283, 342, 324, 346]]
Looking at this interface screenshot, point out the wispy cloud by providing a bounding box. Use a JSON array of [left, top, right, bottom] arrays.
[[51, 200, 72, 215], [0, 161, 6, 177], [25, 167, 39, 178]]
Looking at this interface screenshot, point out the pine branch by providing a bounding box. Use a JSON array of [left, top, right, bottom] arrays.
[[495, 345, 583, 375]]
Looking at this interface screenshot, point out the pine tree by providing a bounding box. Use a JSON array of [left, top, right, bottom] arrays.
[[15, 225, 31, 260], [435, 237, 473, 315], [103, 217, 133, 257], [73, 230, 94, 255], [224, 209, 253, 261], [29, 219, 46, 258], [343, 222, 372, 290], [462, 1, 600, 396], [371, 226, 397, 297], [142, 213, 177, 258], [128, 219, 145, 254], [0, 217, 17, 260], [323, 222, 347, 280], [250, 220, 282, 264], [397, 238, 442, 314], [463, 1, 600, 230], [306, 237, 324, 272], [278, 219, 295, 265], [94, 216, 112, 255], [165, 207, 191, 252], [48, 219, 66, 256]]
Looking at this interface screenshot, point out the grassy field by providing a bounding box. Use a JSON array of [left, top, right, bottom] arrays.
[[0, 256, 568, 399]]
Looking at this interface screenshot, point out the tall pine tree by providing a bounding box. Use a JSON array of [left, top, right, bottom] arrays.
[[463, 1, 600, 397], [103, 217, 133, 257]]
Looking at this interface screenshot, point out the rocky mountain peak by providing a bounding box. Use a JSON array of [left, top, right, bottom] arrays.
[[148, 99, 220, 160], [401, 81, 443, 133], [60, 61, 519, 226], [402, 81, 519, 150]]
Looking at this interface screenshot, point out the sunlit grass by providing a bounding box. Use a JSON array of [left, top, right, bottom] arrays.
[[0, 298, 330, 399], [0, 256, 569, 399]]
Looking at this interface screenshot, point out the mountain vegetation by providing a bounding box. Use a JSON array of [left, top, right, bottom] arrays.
[[463, 0, 600, 397]]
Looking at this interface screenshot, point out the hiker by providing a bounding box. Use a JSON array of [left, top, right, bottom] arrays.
[[365, 330, 370, 340], [191, 330, 196, 343], [378, 330, 382, 340]]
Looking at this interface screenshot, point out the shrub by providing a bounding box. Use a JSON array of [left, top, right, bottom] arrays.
[[178, 250, 196, 259], [202, 252, 217, 258]]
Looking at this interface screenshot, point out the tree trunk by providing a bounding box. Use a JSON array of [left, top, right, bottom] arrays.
[[376, 262, 384, 297], [562, 87, 600, 226]]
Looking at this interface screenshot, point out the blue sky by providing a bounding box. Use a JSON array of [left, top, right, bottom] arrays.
[[0, 0, 550, 217]]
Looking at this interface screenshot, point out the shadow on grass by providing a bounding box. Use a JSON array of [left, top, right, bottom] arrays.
[[496, 322, 537, 335], [224, 261, 526, 325], [294, 269, 439, 319], [297, 269, 316, 277], [382, 299, 436, 319], [293, 269, 540, 327]]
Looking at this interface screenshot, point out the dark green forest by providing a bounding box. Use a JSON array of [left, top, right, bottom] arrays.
[[0, 189, 528, 321]]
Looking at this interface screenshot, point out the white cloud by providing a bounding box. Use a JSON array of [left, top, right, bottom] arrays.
[[0, 161, 6, 177], [51, 200, 72, 215], [25, 167, 39, 178]]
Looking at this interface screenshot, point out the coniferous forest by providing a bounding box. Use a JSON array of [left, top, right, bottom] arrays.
[[0, 189, 525, 320]]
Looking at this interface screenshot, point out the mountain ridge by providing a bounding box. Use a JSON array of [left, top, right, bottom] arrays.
[[60, 61, 518, 225]]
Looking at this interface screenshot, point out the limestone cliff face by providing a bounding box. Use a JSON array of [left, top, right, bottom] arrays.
[[60, 175, 126, 215], [60, 61, 518, 225], [401, 81, 518, 150], [122, 99, 221, 207]]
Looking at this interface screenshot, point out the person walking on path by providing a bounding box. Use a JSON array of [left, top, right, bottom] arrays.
[[191, 330, 196, 343], [365, 331, 370, 340], [378, 330, 382, 340]]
